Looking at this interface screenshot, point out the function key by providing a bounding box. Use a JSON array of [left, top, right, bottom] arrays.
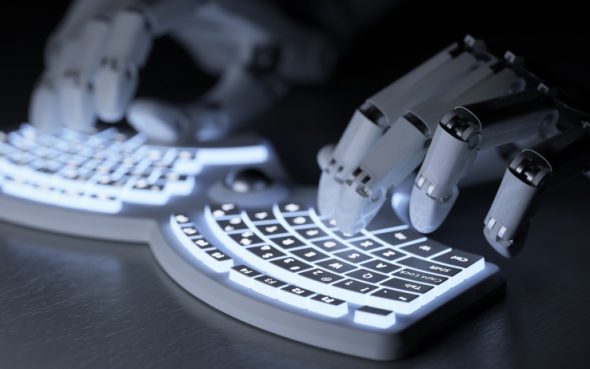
[[371, 248, 407, 262], [203, 248, 234, 273], [354, 306, 396, 329], [308, 294, 348, 317], [252, 275, 288, 299], [346, 268, 388, 284], [229, 265, 262, 288], [317, 258, 357, 274], [210, 203, 241, 218], [278, 285, 315, 307], [397, 257, 462, 278], [401, 240, 451, 258], [270, 235, 306, 250], [291, 247, 330, 262], [373, 228, 424, 246]]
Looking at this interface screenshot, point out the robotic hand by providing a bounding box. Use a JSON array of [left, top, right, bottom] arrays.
[[29, 0, 339, 144], [318, 35, 590, 257]]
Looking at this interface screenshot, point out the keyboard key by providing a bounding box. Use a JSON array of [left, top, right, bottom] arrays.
[[346, 268, 388, 283], [181, 226, 199, 237], [270, 257, 312, 274], [229, 265, 262, 288], [354, 306, 396, 328], [308, 294, 348, 317], [313, 239, 348, 253], [397, 257, 462, 278], [361, 259, 400, 274], [372, 248, 407, 261], [334, 250, 372, 264], [299, 268, 344, 286], [294, 226, 329, 240], [330, 229, 365, 241], [317, 258, 357, 274], [203, 248, 234, 273], [400, 240, 451, 258], [229, 230, 266, 247], [210, 203, 241, 218], [257, 223, 289, 237], [270, 235, 306, 249], [381, 277, 434, 294], [247, 244, 285, 260], [333, 279, 377, 294], [191, 237, 213, 250], [247, 209, 276, 223], [367, 288, 421, 314], [393, 268, 448, 286], [373, 229, 424, 246], [433, 250, 485, 278], [330, 279, 378, 305], [278, 285, 315, 308], [349, 238, 382, 252], [252, 275, 288, 299], [284, 215, 314, 227], [291, 247, 330, 262], [216, 217, 248, 233], [279, 202, 307, 214]]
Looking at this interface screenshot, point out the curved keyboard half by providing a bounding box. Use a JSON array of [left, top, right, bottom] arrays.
[[0, 124, 504, 360], [152, 191, 504, 360], [0, 124, 274, 240]]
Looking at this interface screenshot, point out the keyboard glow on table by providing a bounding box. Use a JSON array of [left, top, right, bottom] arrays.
[[0, 125, 504, 361]]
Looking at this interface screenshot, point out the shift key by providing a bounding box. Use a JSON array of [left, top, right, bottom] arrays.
[[397, 257, 462, 278]]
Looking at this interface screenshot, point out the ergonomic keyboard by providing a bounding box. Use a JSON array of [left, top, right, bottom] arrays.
[[0, 124, 504, 361]]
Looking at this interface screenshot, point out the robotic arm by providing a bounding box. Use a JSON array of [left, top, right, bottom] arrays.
[[319, 35, 590, 257], [484, 125, 590, 256], [30, 0, 342, 142]]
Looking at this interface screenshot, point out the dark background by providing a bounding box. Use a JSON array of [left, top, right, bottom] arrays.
[[1, 0, 590, 183], [1, 1, 589, 368]]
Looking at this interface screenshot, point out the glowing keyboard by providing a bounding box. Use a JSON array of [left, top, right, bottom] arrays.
[[0, 124, 268, 213], [0, 125, 504, 360], [157, 194, 504, 360]]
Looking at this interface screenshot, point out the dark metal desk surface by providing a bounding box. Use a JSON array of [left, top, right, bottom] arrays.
[[1, 177, 588, 369], [1, 2, 589, 367]]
